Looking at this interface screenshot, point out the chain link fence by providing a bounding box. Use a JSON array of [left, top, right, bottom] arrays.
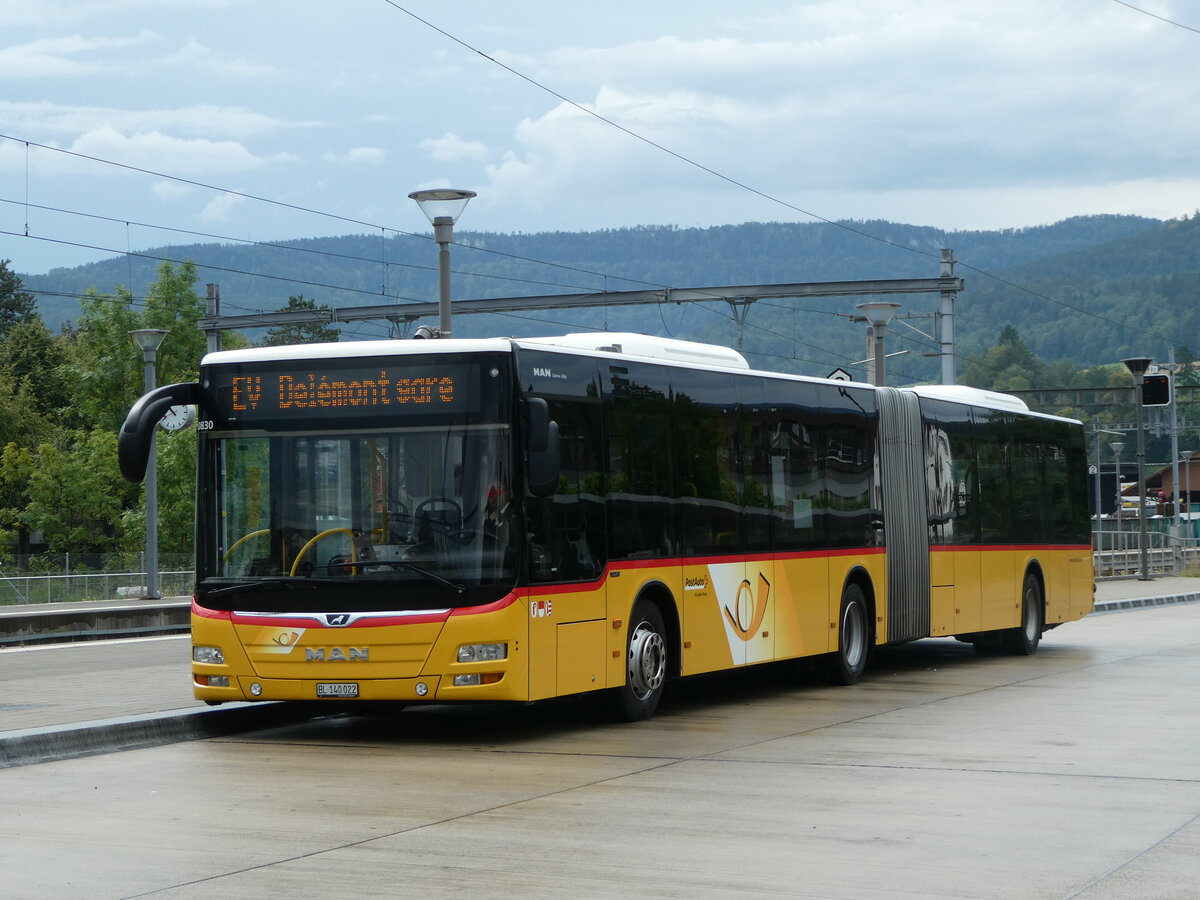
[[0, 553, 194, 605]]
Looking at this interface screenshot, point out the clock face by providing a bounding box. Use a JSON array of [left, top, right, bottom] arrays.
[[159, 404, 196, 432]]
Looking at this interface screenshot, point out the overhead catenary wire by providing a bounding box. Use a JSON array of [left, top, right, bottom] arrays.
[[1110, 0, 1200, 35], [0, 196, 618, 297], [0, 134, 685, 295], [379, 2, 1168, 349], [1, 0, 1177, 372]]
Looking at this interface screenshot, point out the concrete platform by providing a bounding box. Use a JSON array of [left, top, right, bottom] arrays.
[[0, 595, 190, 646], [3, 590, 1199, 898]]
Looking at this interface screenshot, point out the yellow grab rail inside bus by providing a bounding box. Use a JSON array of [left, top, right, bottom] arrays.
[[222, 528, 270, 563], [289, 528, 359, 576]]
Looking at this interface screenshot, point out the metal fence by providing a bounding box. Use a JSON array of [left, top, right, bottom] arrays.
[[1092, 526, 1200, 578], [0, 553, 194, 605]]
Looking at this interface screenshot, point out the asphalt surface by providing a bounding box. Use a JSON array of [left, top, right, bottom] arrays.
[[1, 577, 1198, 768]]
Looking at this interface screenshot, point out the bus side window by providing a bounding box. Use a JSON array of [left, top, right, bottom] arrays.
[[527, 405, 607, 583], [606, 363, 675, 560]]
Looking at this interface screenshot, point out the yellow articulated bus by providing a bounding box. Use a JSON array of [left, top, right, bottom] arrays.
[[118, 332, 1093, 720]]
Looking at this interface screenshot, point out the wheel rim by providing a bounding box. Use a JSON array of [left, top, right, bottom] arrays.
[[628, 621, 666, 702], [842, 600, 866, 670]]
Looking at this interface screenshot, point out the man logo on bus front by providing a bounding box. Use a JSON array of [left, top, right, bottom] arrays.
[[326, 614, 352, 627]]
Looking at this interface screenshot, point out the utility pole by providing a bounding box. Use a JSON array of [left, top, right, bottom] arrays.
[[939, 249, 957, 385], [1123, 357, 1153, 580], [205, 284, 221, 355]]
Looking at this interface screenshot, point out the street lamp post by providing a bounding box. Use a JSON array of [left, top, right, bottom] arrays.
[[1093, 426, 1124, 525], [1182, 450, 1194, 531], [856, 301, 902, 386], [1123, 357, 1153, 580], [1109, 441, 1125, 532], [408, 189, 476, 338], [130, 328, 169, 599]]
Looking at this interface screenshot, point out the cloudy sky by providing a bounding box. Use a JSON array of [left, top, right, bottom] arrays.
[[1, 0, 1198, 274]]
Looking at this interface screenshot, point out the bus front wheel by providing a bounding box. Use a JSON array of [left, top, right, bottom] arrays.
[[612, 600, 668, 722], [828, 583, 870, 685]]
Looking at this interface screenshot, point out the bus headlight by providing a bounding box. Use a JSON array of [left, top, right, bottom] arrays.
[[457, 642, 507, 663], [193, 645, 225, 664]]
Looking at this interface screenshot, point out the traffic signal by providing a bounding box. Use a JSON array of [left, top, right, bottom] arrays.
[[1141, 373, 1172, 406]]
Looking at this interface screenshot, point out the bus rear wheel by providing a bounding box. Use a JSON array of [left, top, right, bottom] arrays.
[[1004, 573, 1043, 656], [828, 583, 870, 685], [612, 600, 668, 722]]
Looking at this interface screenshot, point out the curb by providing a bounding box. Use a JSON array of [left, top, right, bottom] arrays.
[[1094, 593, 1200, 613], [0, 702, 328, 769]]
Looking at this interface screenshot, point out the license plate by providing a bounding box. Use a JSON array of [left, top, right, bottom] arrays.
[[316, 682, 359, 698]]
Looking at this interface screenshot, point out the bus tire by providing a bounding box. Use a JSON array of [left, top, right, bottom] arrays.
[[612, 600, 668, 722], [828, 583, 870, 685], [1004, 573, 1043, 656]]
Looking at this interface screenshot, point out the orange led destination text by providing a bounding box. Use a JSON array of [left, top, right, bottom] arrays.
[[231, 373, 455, 412]]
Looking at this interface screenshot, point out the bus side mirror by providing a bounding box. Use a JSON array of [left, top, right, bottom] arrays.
[[525, 397, 560, 497], [118, 382, 203, 483]]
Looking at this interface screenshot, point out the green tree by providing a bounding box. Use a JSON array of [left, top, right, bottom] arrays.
[[0, 260, 36, 338], [263, 295, 339, 346], [68, 261, 205, 432], [0, 318, 71, 418], [961, 325, 1045, 391], [1175, 344, 1198, 387], [0, 441, 35, 555], [10, 428, 134, 554]]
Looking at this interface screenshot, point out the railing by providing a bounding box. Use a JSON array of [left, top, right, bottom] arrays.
[[0, 553, 194, 606], [1092, 527, 1200, 578]]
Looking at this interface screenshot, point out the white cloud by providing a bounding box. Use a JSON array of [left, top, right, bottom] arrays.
[[199, 190, 244, 223], [69, 126, 291, 175], [161, 38, 275, 79], [0, 101, 308, 141], [150, 178, 192, 201], [419, 133, 489, 163], [478, 0, 1200, 220], [323, 147, 386, 165], [0, 29, 159, 78]]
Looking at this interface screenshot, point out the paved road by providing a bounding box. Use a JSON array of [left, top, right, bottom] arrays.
[[0, 581, 1197, 898]]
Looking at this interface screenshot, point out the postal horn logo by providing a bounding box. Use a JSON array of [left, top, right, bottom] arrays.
[[723, 573, 770, 641]]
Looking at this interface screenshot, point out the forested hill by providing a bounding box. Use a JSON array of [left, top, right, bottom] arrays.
[[19, 212, 1196, 382]]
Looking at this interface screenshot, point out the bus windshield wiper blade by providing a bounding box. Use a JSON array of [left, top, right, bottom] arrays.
[[204, 577, 334, 598], [373, 561, 467, 595]]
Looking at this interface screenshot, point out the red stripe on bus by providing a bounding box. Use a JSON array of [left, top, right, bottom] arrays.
[[930, 544, 1092, 553], [448, 592, 521, 617], [192, 599, 230, 620]]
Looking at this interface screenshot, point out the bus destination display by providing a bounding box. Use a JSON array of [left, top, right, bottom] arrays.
[[208, 360, 479, 423]]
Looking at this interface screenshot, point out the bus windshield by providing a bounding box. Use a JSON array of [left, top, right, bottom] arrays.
[[199, 425, 516, 610]]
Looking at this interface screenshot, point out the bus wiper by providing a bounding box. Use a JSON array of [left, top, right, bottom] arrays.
[[204, 577, 332, 598], [372, 561, 467, 595]]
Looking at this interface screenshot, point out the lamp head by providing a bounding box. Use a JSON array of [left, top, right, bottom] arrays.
[[129, 328, 169, 355], [1122, 357, 1153, 378], [408, 189, 476, 225]]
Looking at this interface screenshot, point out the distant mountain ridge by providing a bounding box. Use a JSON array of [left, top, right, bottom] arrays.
[[20, 213, 1194, 382]]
